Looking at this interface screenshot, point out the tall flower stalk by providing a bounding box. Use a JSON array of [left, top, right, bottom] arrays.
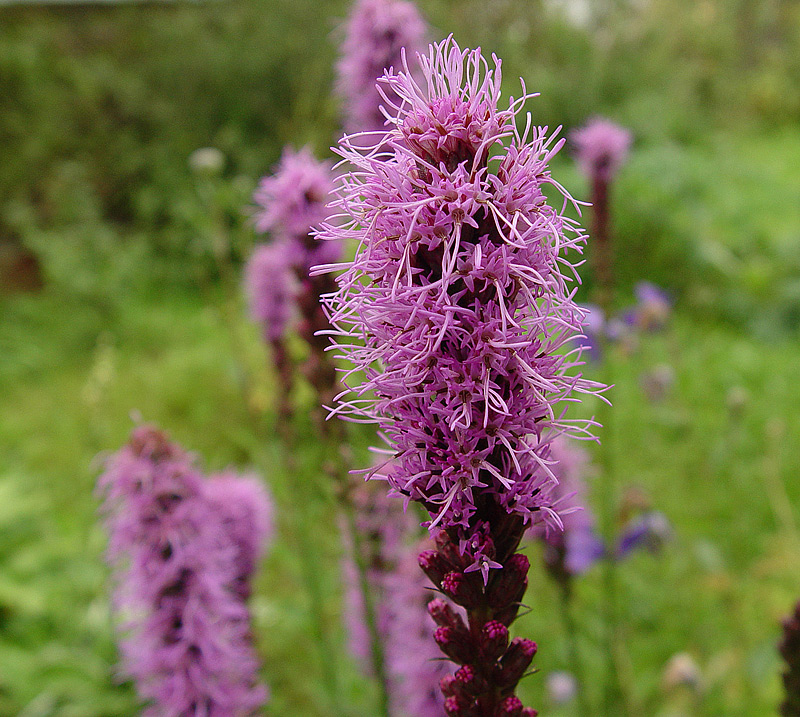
[[319, 38, 604, 715], [570, 118, 631, 310], [251, 146, 343, 423], [97, 425, 270, 717], [336, 0, 428, 134], [252, 146, 394, 714]]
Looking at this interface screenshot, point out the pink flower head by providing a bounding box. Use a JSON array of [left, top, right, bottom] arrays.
[[97, 426, 268, 716], [570, 117, 632, 182], [336, 0, 428, 134], [204, 471, 274, 600], [320, 37, 603, 554], [244, 241, 298, 342], [253, 146, 334, 241]]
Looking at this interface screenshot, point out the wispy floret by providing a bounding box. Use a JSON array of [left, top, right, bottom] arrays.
[[98, 426, 268, 716], [320, 36, 603, 714], [570, 117, 632, 183], [336, 0, 428, 134]]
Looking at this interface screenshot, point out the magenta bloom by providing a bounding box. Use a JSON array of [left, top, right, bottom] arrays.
[[320, 37, 603, 714], [244, 241, 298, 342], [254, 147, 334, 242], [336, 0, 427, 134], [570, 117, 632, 183], [98, 426, 268, 716], [204, 471, 274, 600]]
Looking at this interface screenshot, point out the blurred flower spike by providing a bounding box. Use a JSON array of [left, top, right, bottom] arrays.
[[97, 425, 271, 716], [570, 117, 632, 183]]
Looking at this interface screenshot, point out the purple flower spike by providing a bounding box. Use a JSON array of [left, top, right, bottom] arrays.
[[336, 0, 428, 134], [98, 426, 268, 716], [204, 471, 274, 600], [250, 146, 343, 414], [570, 117, 632, 183], [320, 37, 605, 714], [254, 146, 335, 245], [245, 241, 298, 343]]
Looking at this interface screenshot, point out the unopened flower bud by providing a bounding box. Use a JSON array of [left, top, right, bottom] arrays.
[[444, 694, 468, 716], [488, 553, 529, 610], [428, 598, 468, 631], [419, 549, 449, 586], [453, 664, 483, 698], [442, 571, 482, 609], [434, 625, 474, 665], [495, 695, 523, 717], [496, 638, 537, 689], [481, 620, 509, 663]]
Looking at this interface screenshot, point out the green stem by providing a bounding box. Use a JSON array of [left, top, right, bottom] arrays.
[[558, 581, 592, 717], [598, 352, 625, 716]]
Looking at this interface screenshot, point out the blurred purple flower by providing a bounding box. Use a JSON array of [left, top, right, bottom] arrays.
[[570, 117, 632, 183], [633, 280, 671, 331], [204, 471, 274, 601], [320, 37, 603, 714], [98, 426, 268, 716], [253, 147, 334, 244], [336, 0, 428, 134], [575, 303, 605, 363], [244, 241, 298, 343]]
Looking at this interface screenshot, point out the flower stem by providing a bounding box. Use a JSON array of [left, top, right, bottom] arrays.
[[558, 581, 592, 717]]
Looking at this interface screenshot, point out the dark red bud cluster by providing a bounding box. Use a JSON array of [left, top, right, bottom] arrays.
[[421, 528, 537, 715]]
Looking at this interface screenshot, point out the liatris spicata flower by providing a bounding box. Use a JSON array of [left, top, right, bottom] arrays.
[[343, 480, 452, 716], [252, 147, 342, 413], [98, 426, 268, 716], [570, 117, 632, 307], [244, 241, 297, 421], [336, 0, 427, 134], [319, 37, 603, 715], [204, 471, 274, 601], [570, 118, 632, 184], [244, 241, 298, 344]]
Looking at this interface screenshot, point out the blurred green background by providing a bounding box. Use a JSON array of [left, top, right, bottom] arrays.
[[1, 0, 799, 715]]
